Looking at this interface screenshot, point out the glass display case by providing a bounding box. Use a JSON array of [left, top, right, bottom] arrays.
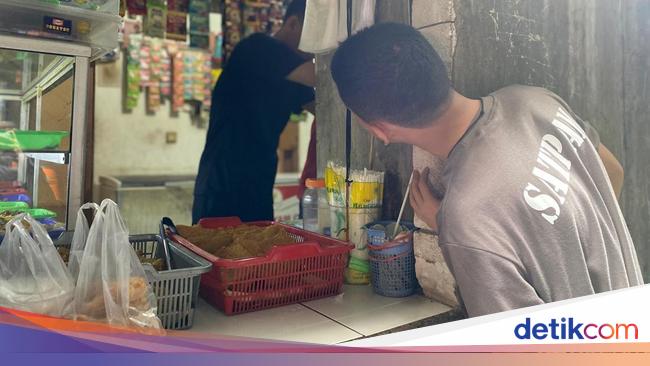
[[0, 0, 120, 230]]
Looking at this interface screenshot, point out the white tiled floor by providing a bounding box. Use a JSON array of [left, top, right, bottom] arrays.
[[191, 299, 363, 344], [302, 285, 451, 336]]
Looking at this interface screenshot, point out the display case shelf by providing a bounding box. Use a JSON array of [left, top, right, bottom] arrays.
[[22, 152, 68, 164], [0, 0, 120, 59], [0, 31, 92, 228]]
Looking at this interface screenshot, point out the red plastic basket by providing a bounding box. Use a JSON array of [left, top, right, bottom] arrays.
[[168, 217, 352, 315]]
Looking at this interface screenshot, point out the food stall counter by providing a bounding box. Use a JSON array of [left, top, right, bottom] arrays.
[[188, 285, 453, 344]]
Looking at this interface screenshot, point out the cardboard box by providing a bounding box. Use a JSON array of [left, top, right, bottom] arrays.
[[277, 122, 299, 172]]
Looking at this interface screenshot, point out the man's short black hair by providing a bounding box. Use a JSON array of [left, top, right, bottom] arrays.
[[284, 0, 306, 21], [331, 23, 451, 128]]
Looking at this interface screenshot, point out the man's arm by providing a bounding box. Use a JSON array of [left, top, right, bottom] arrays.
[[442, 243, 544, 317], [598, 144, 624, 199], [287, 61, 315, 88]]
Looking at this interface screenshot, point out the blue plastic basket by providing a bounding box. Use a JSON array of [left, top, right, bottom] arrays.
[[365, 221, 416, 255], [0, 194, 31, 203], [365, 221, 418, 297]]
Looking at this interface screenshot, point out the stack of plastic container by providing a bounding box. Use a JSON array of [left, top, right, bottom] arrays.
[[365, 221, 419, 297], [324, 162, 384, 285]]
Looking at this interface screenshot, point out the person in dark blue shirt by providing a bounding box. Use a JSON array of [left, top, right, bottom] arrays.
[[193, 0, 314, 223]]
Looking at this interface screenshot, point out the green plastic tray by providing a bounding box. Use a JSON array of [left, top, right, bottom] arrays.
[[0, 130, 69, 151], [0, 201, 29, 210], [0, 208, 56, 219], [25, 208, 57, 219]]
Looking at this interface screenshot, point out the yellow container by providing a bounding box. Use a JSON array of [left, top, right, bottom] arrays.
[[325, 165, 384, 208], [345, 267, 370, 285], [350, 181, 384, 208]]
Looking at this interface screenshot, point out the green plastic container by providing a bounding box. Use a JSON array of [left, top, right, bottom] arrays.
[[349, 256, 370, 273], [345, 256, 371, 285], [0, 208, 56, 219], [27, 208, 57, 219], [0, 130, 69, 151], [0, 201, 29, 210]]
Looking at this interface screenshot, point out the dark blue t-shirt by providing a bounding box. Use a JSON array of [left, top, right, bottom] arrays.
[[193, 33, 314, 222]]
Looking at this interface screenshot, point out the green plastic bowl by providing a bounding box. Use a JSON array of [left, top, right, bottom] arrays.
[[0, 201, 29, 210], [349, 256, 370, 273], [0, 207, 56, 219], [0, 130, 69, 151], [26, 208, 57, 219]]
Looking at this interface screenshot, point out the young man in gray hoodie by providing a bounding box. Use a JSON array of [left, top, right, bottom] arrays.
[[331, 23, 643, 317]]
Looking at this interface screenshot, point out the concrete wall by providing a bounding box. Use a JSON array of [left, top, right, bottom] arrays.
[[412, 0, 650, 282], [411, 0, 459, 306], [94, 55, 206, 187]]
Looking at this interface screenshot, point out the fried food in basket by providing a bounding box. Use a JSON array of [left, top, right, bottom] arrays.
[[135, 250, 166, 271], [176, 224, 295, 259], [141, 258, 165, 271], [177, 224, 233, 253], [220, 241, 254, 259]]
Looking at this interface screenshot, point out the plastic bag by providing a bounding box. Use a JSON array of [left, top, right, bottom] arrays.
[[73, 199, 161, 329], [68, 202, 100, 282], [0, 214, 74, 317]]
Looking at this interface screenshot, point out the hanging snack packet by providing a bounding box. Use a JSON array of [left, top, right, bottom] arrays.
[[127, 0, 147, 15], [145, 0, 166, 38], [167, 11, 188, 41]]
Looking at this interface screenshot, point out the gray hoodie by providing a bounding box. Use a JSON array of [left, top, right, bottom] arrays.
[[437, 85, 643, 317]]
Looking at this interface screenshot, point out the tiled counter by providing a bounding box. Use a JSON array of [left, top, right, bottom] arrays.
[[188, 285, 453, 344]]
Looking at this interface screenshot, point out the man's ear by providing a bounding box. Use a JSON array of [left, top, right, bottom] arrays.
[[356, 117, 390, 145], [366, 122, 391, 146]]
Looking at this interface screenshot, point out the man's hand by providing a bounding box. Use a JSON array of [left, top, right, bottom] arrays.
[[597, 144, 624, 200], [409, 168, 441, 231]]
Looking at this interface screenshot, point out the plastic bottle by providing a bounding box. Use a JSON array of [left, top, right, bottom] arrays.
[[302, 178, 328, 233]]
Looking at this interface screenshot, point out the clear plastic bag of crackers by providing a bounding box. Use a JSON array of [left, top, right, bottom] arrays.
[[67, 202, 100, 282], [73, 199, 162, 331], [0, 214, 75, 317]]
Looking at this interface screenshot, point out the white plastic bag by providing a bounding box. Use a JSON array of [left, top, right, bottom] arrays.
[[68, 202, 100, 282], [0, 214, 74, 317], [73, 199, 161, 329]]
